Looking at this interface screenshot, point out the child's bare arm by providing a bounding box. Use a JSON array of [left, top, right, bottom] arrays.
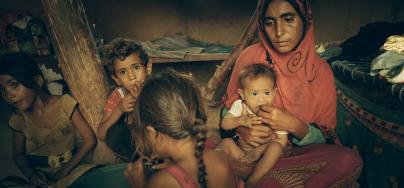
[[97, 95, 135, 140], [221, 114, 243, 130], [53, 106, 96, 181], [222, 113, 262, 130], [97, 108, 123, 141], [12, 130, 48, 186]]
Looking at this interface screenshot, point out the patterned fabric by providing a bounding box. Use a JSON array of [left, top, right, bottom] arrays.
[[262, 162, 326, 188], [337, 88, 404, 148], [331, 60, 404, 101], [256, 144, 362, 188], [336, 79, 404, 188]]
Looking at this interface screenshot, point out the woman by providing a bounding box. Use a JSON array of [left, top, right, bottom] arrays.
[[223, 0, 363, 187]]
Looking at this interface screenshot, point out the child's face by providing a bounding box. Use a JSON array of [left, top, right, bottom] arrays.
[[239, 76, 276, 114], [112, 53, 147, 94], [0, 75, 37, 111]]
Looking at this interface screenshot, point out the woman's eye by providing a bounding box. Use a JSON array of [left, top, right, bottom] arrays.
[[251, 92, 258, 96], [264, 20, 274, 27], [264, 91, 271, 95], [285, 16, 294, 23]]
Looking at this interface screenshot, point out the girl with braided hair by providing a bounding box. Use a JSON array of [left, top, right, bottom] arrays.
[[124, 69, 237, 188]]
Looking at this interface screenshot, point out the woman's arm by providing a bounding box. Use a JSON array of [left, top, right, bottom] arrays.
[[53, 106, 96, 180], [236, 125, 273, 147], [12, 130, 48, 186], [258, 105, 309, 140], [291, 125, 326, 146]]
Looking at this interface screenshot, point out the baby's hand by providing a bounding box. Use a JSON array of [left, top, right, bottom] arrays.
[[118, 95, 136, 113], [240, 114, 262, 128]]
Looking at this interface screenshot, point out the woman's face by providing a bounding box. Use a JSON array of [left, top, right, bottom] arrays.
[[0, 75, 37, 111], [263, 0, 304, 53]]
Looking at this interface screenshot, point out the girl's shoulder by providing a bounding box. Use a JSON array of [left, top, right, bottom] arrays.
[[47, 94, 78, 119], [9, 112, 26, 131], [60, 94, 78, 117], [148, 168, 182, 188]]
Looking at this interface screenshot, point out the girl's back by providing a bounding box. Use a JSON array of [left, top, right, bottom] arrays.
[[148, 149, 236, 188]]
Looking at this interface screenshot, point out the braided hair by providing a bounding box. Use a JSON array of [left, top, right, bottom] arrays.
[[130, 69, 208, 187]]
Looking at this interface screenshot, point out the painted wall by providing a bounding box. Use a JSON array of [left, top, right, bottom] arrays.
[[1, 0, 404, 45]]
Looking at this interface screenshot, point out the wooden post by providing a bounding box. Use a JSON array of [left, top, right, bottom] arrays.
[[203, 9, 258, 105], [42, 0, 116, 164]]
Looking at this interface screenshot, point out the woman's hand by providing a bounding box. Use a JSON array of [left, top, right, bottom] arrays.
[[237, 125, 273, 147], [258, 104, 309, 139], [124, 159, 146, 188]]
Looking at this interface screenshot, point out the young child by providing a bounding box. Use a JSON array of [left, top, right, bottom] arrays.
[[124, 69, 238, 188], [0, 52, 96, 187], [97, 38, 152, 161], [219, 64, 288, 187]]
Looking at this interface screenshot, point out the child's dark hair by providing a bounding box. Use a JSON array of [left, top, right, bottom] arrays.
[[130, 69, 208, 188], [99, 38, 149, 75], [238, 64, 275, 89], [0, 52, 46, 92]]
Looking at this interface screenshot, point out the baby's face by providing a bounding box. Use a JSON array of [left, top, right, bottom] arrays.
[[112, 53, 147, 95], [240, 76, 276, 114]]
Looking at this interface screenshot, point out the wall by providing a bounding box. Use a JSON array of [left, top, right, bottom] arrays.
[[82, 0, 256, 45], [1, 0, 403, 44], [312, 0, 404, 42]]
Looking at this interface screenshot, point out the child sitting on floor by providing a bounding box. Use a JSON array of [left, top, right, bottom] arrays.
[[0, 52, 96, 187]]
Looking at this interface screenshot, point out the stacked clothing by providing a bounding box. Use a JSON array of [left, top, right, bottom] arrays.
[[328, 21, 404, 101], [0, 11, 53, 57], [370, 35, 404, 84]]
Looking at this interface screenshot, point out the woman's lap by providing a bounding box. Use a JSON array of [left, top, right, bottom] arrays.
[[258, 144, 362, 188]]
